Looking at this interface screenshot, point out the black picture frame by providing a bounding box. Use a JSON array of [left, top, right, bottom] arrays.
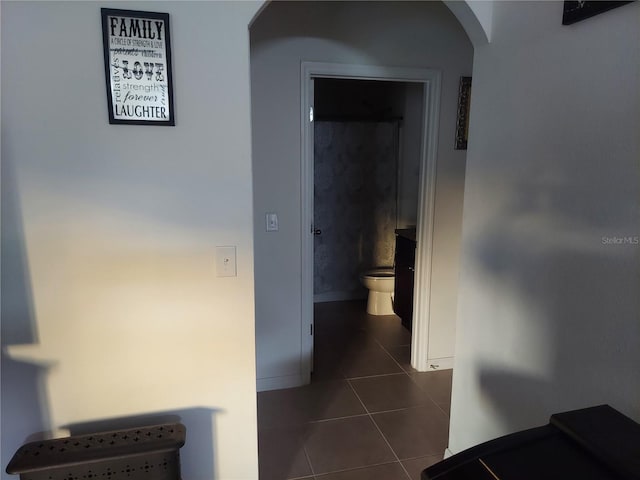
[[101, 8, 175, 126], [562, 1, 632, 25], [454, 76, 472, 150]]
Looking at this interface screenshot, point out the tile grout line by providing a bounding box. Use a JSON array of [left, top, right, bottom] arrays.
[[405, 373, 451, 419], [344, 371, 408, 381], [346, 378, 413, 480], [309, 412, 371, 423], [359, 327, 450, 478], [372, 336, 413, 374], [302, 443, 316, 479], [309, 460, 407, 479], [289, 305, 448, 480], [307, 404, 428, 425], [347, 338, 444, 416], [310, 311, 408, 478], [345, 314, 422, 479], [399, 453, 446, 462], [377, 339, 421, 376]]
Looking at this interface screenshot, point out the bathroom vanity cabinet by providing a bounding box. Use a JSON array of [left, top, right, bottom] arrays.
[[394, 229, 417, 332]]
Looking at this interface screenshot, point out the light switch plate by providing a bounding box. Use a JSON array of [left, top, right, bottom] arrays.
[[216, 246, 237, 277], [266, 212, 279, 232]]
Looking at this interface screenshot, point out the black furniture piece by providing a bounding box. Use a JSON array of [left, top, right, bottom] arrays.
[[393, 229, 416, 332], [422, 405, 640, 480], [6, 423, 186, 480]]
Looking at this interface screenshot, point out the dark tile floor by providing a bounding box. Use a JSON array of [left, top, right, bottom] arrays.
[[257, 300, 452, 480]]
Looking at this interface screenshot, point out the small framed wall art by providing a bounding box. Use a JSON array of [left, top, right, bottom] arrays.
[[562, 1, 632, 25], [101, 8, 175, 126], [454, 76, 472, 150]]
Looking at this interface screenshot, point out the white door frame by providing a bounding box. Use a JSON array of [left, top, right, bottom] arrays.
[[301, 62, 441, 380]]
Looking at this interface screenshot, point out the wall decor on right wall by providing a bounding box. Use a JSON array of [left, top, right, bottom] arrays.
[[562, 1, 633, 25], [454, 76, 471, 150]]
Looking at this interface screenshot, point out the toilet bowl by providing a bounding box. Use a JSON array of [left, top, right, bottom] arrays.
[[360, 268, 395, 315]]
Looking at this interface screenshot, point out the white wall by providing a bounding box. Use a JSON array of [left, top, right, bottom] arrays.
[[450, 0, 640, 453], [251, 1, 473, 389], [444, 0, 493, 45], [1, 2, 261, 479]]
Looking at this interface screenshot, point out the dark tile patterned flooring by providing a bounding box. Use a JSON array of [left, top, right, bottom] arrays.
[[257, 300, 452, 480]]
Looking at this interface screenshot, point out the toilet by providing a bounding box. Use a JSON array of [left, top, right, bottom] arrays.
[[360, 268, 395, 315]]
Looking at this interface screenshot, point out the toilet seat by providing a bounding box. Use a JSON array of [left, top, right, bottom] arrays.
[[361, 268, 394, 279]]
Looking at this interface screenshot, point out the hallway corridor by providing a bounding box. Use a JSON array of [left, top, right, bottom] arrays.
[[257, 300, 452, 480]]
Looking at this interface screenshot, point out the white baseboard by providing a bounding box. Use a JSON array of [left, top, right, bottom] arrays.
[[425, 356, 454, 371], [313, 291, 366, 303], [256, 373, 307, 392], [444, 447, 454, 459]]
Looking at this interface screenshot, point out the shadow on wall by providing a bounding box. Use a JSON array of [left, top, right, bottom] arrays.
[[1, 153, 224, 480], [477, 251, 639, 430], [1, 156, 53, 479], [469, 171, 640, 433], [62, 408, 221, 480]]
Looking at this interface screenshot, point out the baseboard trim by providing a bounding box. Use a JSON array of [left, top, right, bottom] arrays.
[[424, 356, 454, 371], [444, 447, 454, 459], [256, 374, 307, 392]]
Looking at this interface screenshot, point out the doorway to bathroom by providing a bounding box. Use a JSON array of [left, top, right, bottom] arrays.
[[301, 62, 442, 380], [312, 79, 407, 305]]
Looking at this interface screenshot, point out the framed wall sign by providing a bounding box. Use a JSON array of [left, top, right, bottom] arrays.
[[454, 76, 472, 150], [101, 8, 175, 126], [562, 1, 632, 25]]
